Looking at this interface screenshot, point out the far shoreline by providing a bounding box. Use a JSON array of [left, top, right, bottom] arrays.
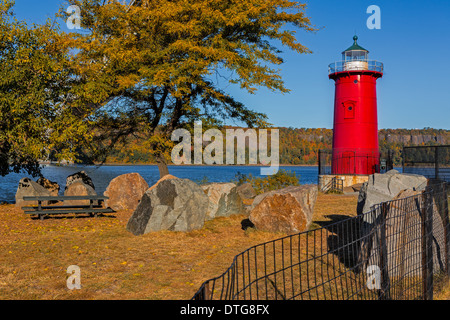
[[41, 162, 319, 168]]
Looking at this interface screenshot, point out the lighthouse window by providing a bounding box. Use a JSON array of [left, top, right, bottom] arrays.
[[344, 50, 367, 61], [354, 80, 358, 84], [343, 101, 356, 119]]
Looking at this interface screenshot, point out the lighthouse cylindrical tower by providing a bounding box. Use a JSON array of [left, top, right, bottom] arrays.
[[328, 36, 383, 175]]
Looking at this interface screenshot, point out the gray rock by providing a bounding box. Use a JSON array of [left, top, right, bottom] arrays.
[[236, 183, 257, 200], [359, 188, 446, 277], [36, 177, 60, 196], [356, 171, 447, 277], [126, 178, 210, 235], [65, 171, 95, 191], [236, 183, 258, 212], [201, 182, 246, 220], [357, 170, 428, 222], [15, 177, 51, 207]]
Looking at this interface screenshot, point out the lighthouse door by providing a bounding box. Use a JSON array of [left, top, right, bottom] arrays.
[[342, 151, 355, 174]]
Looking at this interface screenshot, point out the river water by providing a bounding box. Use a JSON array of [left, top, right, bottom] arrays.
[[0, 165, 320, 204]]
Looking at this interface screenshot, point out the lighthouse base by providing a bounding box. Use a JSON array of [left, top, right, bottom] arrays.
[[318, 174, 370, 193]]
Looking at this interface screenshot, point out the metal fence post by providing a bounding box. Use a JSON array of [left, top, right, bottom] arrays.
[[402, 146, 405, 173], [430, 180, 450, 278], [379, 202, 391, 300], [421, 190, 434, 300], [195, 282, 211, 300], [439, 182, 450, 277], [318, 149, 322, 176], [434, 147, 439, 180]]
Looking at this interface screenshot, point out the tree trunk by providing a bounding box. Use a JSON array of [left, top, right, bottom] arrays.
[[156, 155, 170, 179]]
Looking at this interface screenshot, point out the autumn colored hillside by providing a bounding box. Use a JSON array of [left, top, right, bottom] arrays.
[[103, 127, 449, 166]]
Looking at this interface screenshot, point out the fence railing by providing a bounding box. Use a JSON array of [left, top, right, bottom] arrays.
[[318, 176, 344, 193], [328, 60, 384, 74], [403, 145, 450, 182], [318, 149, 392, 176], [192, 180, 449, 300]]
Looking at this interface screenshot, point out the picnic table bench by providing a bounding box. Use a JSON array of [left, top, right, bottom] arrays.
[[22, 195, 115, 220]]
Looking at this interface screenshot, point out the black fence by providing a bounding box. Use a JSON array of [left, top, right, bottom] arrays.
[[318, 149, 332, 175], [403, 145, 450, 182], [318, 149, 394, 176], [192, 180, 449, 300]]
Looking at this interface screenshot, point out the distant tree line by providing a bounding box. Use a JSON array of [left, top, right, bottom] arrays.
[[101, 127, 449, 166]]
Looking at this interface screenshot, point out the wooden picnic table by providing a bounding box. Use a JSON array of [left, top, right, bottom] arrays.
[[22, 195, 115, 220]]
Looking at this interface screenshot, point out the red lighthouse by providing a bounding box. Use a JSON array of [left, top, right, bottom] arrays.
[[329, 36, 383, 175]]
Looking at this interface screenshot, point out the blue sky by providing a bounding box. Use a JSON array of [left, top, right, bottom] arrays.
[[11, 0, 450, 130]]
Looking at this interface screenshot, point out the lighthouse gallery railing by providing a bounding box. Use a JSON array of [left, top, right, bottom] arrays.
[[329, 60, 384, 74]]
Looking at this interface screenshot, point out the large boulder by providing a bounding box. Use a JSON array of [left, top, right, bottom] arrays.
[[236, 183, 257, 206], [126, 178, 210, 235], [236, 183, 257, 200], [357, 169, 428, 222], [201, 182, 246, 220], [356, 173, 446, 278], [359, 187, 447, 277], [36, 177, 60, 197], [104, 173, 149, 211], [249, 185, 318, 234], [15, 178, 52, 208], [147, 174, 177, 192], [64, 181, 98, 206], [36, 177, 60, 204], [65, 171, 95, 191]]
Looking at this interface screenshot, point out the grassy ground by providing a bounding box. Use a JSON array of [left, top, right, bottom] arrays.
[[435, 278, 450, 300], [0, 192, 448, 300]]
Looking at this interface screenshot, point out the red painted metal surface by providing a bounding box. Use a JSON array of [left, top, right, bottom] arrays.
[[329, 70, 383, 174]]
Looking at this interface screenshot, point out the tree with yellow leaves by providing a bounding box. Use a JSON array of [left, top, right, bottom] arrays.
[[0, 0, 90, 176], [62, 0, 316, 177]]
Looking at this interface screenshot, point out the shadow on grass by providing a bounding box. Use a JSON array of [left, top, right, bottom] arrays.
[[315, 214, 363, 271], [30, 213, 117, 220]]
